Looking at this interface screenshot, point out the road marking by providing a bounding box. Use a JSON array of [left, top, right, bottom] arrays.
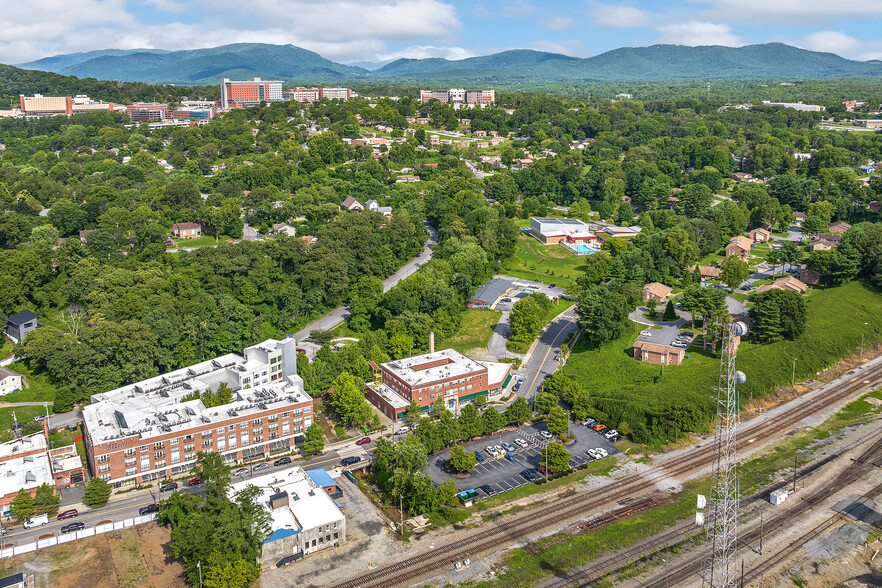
[[524, 313, 578, 399]]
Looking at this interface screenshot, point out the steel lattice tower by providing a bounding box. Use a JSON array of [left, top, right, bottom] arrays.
[[701, 321, 747, 588]]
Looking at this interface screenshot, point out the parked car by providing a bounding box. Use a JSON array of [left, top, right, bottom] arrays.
[[539, 430, 553, 439], [33, 415, 46, 422], [341, 456, 361, 466], [485, 446, 496, 456], [139, 503, 160, 516], [274, 456, 292, 467], [356, 437, 371, 445], [501, 298, 512, 302], [502, 441, 515, 452], [296, 348, 306, 354], [253, 463, 270, 472], [582, 419, 597, 427], [233, 467, 249, 476], [681, 332, 694, 337], [537, 465, 549, 476], [604, 429, 619, 439], [474, 451, 485, 462], [479, 484, 496, 496], [592, 423, 607, 432], [23, 514, 48, 529], [160, 482, 178, 492], [188, 477, 204, 486], [520, 469, 537, 482], [595, 448, 609, 458], [396, 425, 410, 434], [61, 522, 85, 534], [493, 445, 504, 456], [515, 438, 528, 448], [58, 509, 78, 520], [586, 449, 600, 459], [505, 453, 515, 461]]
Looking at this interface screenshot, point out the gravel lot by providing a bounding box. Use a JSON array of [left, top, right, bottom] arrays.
[[422, 421, 621, 495]]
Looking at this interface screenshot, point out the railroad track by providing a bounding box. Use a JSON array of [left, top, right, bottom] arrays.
[[336, 359, 882, 588], [640, 435, 882, 588]]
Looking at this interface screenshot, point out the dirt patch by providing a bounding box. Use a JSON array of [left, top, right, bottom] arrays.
[[0, 524, 186, 588]]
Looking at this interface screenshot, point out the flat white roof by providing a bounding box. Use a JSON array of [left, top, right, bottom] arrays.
[[230, 466, 344, 535], [0, 434, 46, 460], [382, 348, 485, 387], [0, 453, 53, 498], [368, 383, 410, 409], [483, 361, 512, 388]]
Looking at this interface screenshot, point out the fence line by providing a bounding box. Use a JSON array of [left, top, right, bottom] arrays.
[[0, 513, 157, 557]]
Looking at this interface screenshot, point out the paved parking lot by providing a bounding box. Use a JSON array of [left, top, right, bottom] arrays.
[[492, 279, 566, 312], [422, 421, 621, 495], [634, 325, 694, 348]]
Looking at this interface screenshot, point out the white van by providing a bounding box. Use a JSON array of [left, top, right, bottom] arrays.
[[396, 425, 410, 434], [23, 514, 48, 529]]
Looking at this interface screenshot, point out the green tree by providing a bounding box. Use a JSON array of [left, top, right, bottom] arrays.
[[480, 406, 505, 434], [30, 224, 59, 246], [681, 183, 714, 217], [10, 489, 35, 521], [406, 401, 421, 423], [540, 442, 571, 474], [750, 289, 807, 343], [303, 423, 325, 457], [83, 478, 112, 508], [546, 405, 569, 436], [533, 392, 557, 414], [33, 483, 60, 516], [505, 396, 531, 425], [780, 240, 803, 271], [576, 284, 633, 347], [802, 215, 827, 235], [719, 255, 750, 291], [331, 372, 372, 428], [457, 403, 481, 440], [447, 445, 477, 473], [193, 451, 232, 500], [203, 559, 260, 588], [662, 300, 678, 321]]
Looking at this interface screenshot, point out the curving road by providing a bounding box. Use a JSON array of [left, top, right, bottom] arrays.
[[516, 307, 580, 402], [293, 221, 436, 343]]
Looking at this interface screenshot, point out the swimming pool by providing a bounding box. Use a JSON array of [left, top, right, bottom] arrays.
[[572, 244, 596, 254]]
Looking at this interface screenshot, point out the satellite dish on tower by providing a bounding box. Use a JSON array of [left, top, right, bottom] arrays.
[[731, 321, 748, 337], [734, 371, 747, 384]]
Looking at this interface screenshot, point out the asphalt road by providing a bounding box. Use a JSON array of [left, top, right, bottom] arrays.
[[293, 221, 436, 342], [516, 306, 580, 402]]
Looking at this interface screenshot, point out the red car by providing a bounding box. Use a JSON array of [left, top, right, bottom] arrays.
[[58, 509, 78, 520], [355, 437, 371, 446], [188, 478, 204, 486]]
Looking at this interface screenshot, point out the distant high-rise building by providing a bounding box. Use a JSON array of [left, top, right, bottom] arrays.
[[126, 103, 169, 122], [282, 87, 352, 103], [220, 78, 284, 109], [18, 94, 114, 118], [420, 89, 495, 106]]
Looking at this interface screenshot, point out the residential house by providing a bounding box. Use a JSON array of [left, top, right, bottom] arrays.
[[793, 211, 807, 226], [798, 269, 822, 285], [272, 223, 297, 237], [750, 227, 772, 243], [725, 236, 753, 259], [828, 221, 851, 234], [78, 229, 96, 242], [642, 282, 672, 304], [4, 311, 40, 344], [687, 265, 722, 280], [474, 130, 487, 137], [172, 222, 202, 239], [429, 135, 440, 145], [0, 367, 24, 395], [365, 200, 393, 217], [731, 172, 753, 181], [633, 341, 685, 366], [753, 276, 809, 295], [396, 175, 420, 183], [868, 201, 881, 212], [860, 164, 875, 173], [810, 239, 835, 252], [340, 196, 364, 211]]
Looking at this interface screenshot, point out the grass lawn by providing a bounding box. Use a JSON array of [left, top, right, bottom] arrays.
[[440, 309, 501, 353], [0, 361, 56, 403], [168, 235, 232, 249], [696, 250, 725, 268], [501, 233, 587, 287], [0, 406, 45, 429], [507, 301, 575, 353], [0, 337, 12, 359], [563, 281, 882, 439]]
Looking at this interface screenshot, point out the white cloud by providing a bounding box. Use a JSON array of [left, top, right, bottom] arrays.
[[544, 17, 579, 31], [699, 0, 882, 23], [502, 0, 536, 17], [798, 31, 860, 56], [0, 0, 462, 64], [373, 45, 476, 62], [656, 21, 744, 47], [590, 3, 650, 28], [140, 0, 187, 14], [530, 40, 586, 57]]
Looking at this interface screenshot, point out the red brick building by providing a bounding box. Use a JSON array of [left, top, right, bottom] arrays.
[[172, 222, 202, 239]]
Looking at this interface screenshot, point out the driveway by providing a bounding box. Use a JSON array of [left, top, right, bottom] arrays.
[[627, 307, 689, 327], [293, 222, 436, 342], [421, 421, 621, 494], [487, 312, 519, 359]]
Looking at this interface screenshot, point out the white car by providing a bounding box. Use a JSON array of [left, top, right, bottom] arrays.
[[586, 449, 600, 459], [595, 448, 609, 458], [604, 429, 619, 439], [485, 446, 496, 456], [515, 438, 528, 448], [539, 431, 553, 439]]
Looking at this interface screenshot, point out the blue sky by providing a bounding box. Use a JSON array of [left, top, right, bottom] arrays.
[[4, 0, 882, 65]]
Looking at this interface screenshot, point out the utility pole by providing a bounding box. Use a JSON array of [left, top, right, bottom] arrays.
[[759, 511, 763, 555], [862, 322, 869, 358], [701, 321, 748, 588], [793, 451, 799, 493], [197, 561, 202, 588], [791, 357, 797, 387]]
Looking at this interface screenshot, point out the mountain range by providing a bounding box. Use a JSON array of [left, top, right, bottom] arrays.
[[14, 42, 882, 86]]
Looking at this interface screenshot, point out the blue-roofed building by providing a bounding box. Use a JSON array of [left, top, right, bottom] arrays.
[[305, 469, 342, 499]]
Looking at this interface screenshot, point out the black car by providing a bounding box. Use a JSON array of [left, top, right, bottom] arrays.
[[139, 503, 160, 516], [60, 522, 85, 534], [520, 469, 537, 482], [341, 456, 361, 466], [479, 483, 496, 496], [273, 456, 292, 467], [160, 482, 178, 492], [474, 451, 485, 463]]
